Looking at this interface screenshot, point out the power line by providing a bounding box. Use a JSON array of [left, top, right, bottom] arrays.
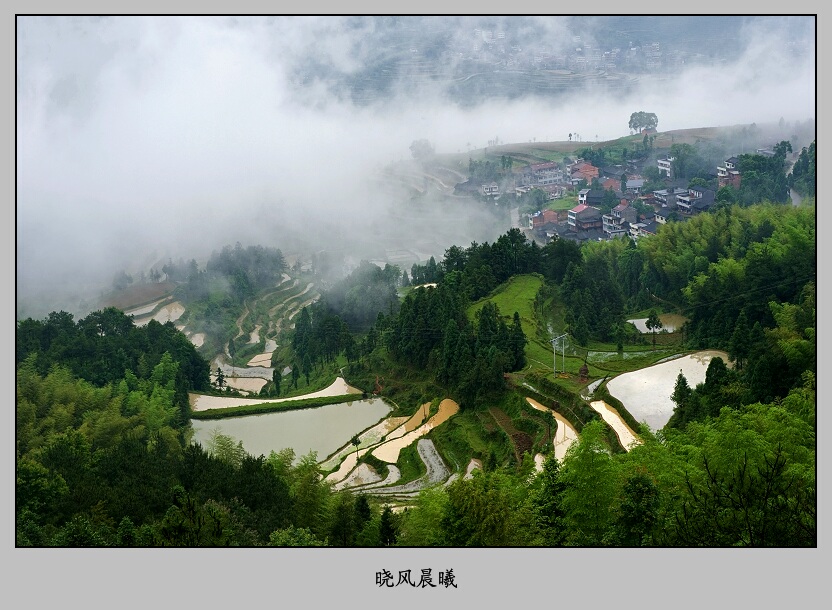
[[651, 273, 816, 315]]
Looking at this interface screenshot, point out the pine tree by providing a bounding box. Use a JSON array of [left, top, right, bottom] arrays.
[[379, 505, 398, 546], [302, 353, 312, 385], [510, 311, 527, 370], [530, 454, 566, 546], [669, 371, 692, 428]]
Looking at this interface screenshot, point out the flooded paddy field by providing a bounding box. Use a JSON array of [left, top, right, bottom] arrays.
[[606, 350, 731, 432]]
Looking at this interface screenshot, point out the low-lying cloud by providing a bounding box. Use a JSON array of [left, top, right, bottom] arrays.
[[16, 15, 815, 318]]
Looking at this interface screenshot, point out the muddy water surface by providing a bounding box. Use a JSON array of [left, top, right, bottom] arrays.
[[325, 452, 359, 483], [628, 313, 688, 333], [526, 397, 579, 461], [191, 397, 391, 463], [222, 376, 268, 394], [123, 297, 171, 317], [333, 463, 382, 490], [151, 301, 185, 324], [606, 350, 730, 432], [246, 353, 273, 367], [321, 416, 409, 475], [384, 404, 430, 440], [132, 301, 186, 325], [372, 399, 459, 463]]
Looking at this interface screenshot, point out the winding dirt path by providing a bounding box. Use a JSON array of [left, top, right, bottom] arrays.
[[233, 299, 252, 341]]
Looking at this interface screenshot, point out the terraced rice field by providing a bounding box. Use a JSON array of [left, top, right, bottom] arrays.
[[190, 377, 362, 411], [129, 301, 185, 326], [589, 400, 641, 451], [324, 401, 460, 498], [371, 400, 459, 463], [525, 397, 579, 461], [123, 297, 172, 317]]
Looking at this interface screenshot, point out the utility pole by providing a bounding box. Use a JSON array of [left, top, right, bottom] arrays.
[[551, 337, 556, 374], [551, 333, 567, 375]]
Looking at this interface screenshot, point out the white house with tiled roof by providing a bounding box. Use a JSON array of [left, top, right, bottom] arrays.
[[568, 203, 602, 232]]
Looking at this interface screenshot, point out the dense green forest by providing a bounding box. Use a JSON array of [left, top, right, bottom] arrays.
[[15, 354, 815, 546], [342, 203, 815, 413], [318, 260, 401, 331], [16, 309, 210, 425], [16, 144, 816, 546]]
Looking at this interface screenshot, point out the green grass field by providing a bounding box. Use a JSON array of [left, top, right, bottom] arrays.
[[463, 272, 687, 384], [467, 274, 543, 334], [546, 195, 579, 212], [466, 274, 564, 375]]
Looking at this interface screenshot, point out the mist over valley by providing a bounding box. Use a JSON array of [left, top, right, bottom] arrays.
[[13, 15, 818, 553], [17, 15, 815, 319]]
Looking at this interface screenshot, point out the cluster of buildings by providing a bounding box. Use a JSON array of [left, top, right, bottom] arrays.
[[518, 151, 755, 244], [488, 158, 604, 201]]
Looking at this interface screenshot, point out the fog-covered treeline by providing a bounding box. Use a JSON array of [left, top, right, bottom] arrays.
[[790, 140, 816, 197], [317, 261, 401, 331]]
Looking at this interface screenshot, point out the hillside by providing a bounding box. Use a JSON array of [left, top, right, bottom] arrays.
[[434, 122, 806, 166], [98, 281, 177, 310]]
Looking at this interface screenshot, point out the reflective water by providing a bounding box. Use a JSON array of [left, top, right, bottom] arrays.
[[246, 353, 273, 367], [371, 399, 459, 463], [146, 301, 185, 324], [190, 397, 391, 462], [627, 313, 688, 333], [322, 416, 409, 480], [606, 350, 730, 432], [222, 376, 268, 394], [123, 297, 170, 317], [190, 377, 362, 411], [126, 300, 186, 325], [525, 397, 578, 461], [589, 400, 641, 450]]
